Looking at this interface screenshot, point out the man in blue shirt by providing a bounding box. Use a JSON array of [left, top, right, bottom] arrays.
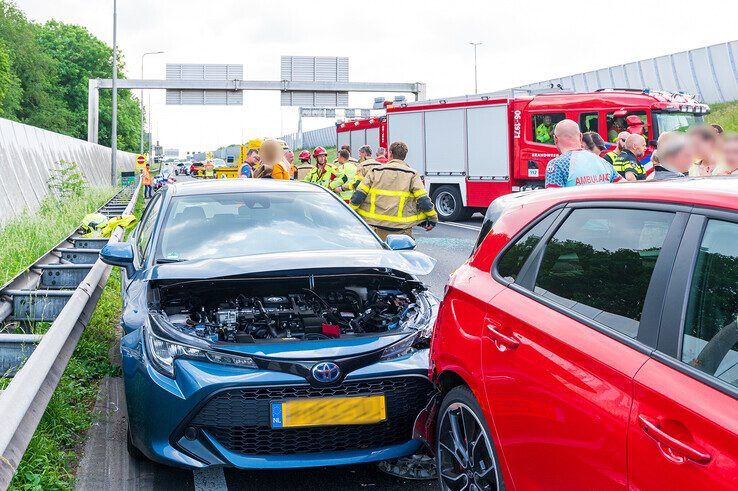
[[545, 119, 622, 188]]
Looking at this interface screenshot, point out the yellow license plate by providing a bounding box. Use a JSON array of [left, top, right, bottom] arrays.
[[270, 395, 386, 429]]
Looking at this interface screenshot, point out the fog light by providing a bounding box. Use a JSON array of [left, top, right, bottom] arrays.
[[184, 426, 198, 440]]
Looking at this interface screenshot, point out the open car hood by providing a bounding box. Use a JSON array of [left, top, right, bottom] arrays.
[[147, 249, 436, 281]]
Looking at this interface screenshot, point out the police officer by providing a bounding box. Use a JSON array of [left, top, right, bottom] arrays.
[[350, 141, 437, 240], [612, 134, 647, 181], [294, 150, 313, 180], [304, 146, 337, 187]]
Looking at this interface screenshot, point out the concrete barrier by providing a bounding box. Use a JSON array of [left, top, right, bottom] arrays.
[[0, 117, 135, 224]]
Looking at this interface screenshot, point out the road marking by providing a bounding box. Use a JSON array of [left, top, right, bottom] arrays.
[[193, 467, 228, 491], [436, 222, 482, 231]]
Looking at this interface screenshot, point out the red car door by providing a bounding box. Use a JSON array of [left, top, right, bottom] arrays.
[[482, 205, 682, 489], [628, 216, 738, 490]]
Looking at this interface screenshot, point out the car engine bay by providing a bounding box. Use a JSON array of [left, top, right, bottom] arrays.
[[151, 274, 433, 344]]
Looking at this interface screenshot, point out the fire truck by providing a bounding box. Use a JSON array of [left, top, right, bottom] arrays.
[[336, 116, 387, 154], [339, 89, 709, 221]]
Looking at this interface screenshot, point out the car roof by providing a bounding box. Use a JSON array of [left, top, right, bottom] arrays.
[[517, 177, 738, 212], [168, 179, 322, 196]]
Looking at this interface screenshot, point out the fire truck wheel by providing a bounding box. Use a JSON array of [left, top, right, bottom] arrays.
[[432, 185, 472, 222]]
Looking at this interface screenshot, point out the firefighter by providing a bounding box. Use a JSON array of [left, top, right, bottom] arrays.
[[330, 149, 359, 202], [535, 115, 554, 144], [612, 134, 647, 181], [304, 146, 336, 187], [357, 145, 381, 176], [350, 141, 437, 240], [333, 144, 358, 164], [294, 150, 313, 180], [375, 147, 388, 163]]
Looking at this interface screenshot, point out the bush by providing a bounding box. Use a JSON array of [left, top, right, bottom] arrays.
[[47, 160, 86, 200]]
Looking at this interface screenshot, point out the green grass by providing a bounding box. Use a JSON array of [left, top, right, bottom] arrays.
[[9, 270, 123, 491], [3, 185, 142, 490], [706, 101, 738, 133], [0, 188, 117, 284]]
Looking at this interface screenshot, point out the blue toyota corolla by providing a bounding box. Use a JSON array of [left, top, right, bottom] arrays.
[[100, 179, 437, 470]]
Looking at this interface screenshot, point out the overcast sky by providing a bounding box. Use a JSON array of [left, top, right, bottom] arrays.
[[15, 0, 738, 155]]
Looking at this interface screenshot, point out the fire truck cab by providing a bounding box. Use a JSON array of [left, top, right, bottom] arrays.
[[379, 89, 709, 221]]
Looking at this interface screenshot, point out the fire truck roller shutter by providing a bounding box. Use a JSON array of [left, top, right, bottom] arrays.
[[350, 130, 366, 157], [387, 111, 424, 174], [424, 109, 465, 175], [467, 105, 510, 179], [366, 127, 380, 153], [337, 130, 350, 152]]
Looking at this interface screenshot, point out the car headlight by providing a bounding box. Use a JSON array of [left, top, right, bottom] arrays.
[[144, 325, 257, 377], [400, 291, 438, 340], [380, 333, 418, 361]]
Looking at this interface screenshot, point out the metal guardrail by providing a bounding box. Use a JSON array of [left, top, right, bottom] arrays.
[[0, 181, 141, 489]]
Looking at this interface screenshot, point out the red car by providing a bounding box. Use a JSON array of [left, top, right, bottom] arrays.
[[425, 178, 738, 490]]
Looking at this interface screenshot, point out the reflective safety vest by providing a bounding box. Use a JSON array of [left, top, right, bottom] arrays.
[[535, 123, 553, 144], [303, 164, 337, 188], [611, 150, 646, 180], [604, 151, 618, 165], [80, 213, 108, 234], [349, 159, 438, 230], [330, 161, 359, 201]]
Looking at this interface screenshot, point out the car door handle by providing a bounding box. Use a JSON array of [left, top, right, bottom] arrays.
[[638, 415, 712, 465], [486, 324, 520, 350]]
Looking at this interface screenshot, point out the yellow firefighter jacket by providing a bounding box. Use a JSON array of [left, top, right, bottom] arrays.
[[349, 159, 437, 231], [295, 162, 313, 181]]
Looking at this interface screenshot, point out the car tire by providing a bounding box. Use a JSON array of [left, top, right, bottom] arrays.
[[437, 386, 504, 491], [432, 186, 473, 222], [127, 425, 146, 462]]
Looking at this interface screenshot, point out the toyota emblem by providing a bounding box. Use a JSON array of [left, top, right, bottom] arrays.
[[312, 362, 341, 383]]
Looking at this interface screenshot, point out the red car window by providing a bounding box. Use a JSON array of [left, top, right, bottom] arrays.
[[532, 208, 675, 338], [682, 219, 738, 388]]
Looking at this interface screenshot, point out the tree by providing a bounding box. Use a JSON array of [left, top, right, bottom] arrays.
[[0, 1, 142, 151], [36, 20, 143, 151]]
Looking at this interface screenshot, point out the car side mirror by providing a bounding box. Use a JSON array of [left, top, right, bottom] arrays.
[[386, 234, 416, 251], [100, 243, 136, 276]]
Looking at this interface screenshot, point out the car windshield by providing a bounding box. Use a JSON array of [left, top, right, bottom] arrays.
[[156, 191, 382, 261], [654, 112, 704, 135]]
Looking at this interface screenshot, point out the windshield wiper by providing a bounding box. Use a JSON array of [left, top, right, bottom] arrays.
[[156, 258, 187, 264]]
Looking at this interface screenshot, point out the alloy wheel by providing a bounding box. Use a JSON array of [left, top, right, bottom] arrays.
[[437, 402, 500, 491]]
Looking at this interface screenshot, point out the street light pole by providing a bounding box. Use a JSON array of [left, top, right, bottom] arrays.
[[111, 0, 117, 185], [469, 42, 482, 94], [140, 51, 164, 154]]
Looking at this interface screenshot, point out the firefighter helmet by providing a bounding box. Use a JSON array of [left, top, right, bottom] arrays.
[[625, 115, 643, 126], [299, 150, 311, 161], [313, 146, 327, 158]]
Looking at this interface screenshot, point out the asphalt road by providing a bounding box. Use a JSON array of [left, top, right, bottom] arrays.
[[77, 176, 482, 490]]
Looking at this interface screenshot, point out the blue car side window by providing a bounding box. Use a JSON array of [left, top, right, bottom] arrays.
[[136, 195, 163, 263]]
